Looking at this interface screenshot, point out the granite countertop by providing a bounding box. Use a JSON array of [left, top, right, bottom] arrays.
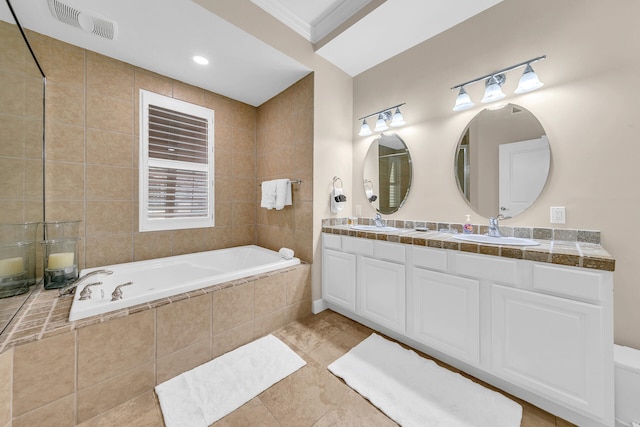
[[322, 220, 615, 272]]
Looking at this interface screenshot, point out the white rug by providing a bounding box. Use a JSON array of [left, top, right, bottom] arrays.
[[328, 333, 522, 427], [155, 334, 306, 427]]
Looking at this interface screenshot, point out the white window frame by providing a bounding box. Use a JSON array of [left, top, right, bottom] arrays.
[[139, 89, 214, 232]]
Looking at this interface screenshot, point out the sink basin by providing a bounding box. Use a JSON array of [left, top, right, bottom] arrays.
[[452, 234, 540, 246], [350, 225, 399, 232]]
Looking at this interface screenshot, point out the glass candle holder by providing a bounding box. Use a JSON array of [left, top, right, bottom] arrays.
[[0, 242, 31, 298], [41, 238, 79, 290], [0, 222, 39, 287], [43, 220, 80, 240]]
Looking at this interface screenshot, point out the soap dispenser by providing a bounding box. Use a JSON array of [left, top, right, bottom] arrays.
[[463, 214, 473, 234]]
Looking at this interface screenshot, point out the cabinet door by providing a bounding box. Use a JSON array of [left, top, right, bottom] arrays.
[[322, 248, 356, 311], [491, 284, 607, 420], [411, 268, 480, 365], [358, 256, 405, 333]]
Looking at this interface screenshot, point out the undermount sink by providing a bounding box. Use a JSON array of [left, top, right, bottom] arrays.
[[350, 225, 399, 232], [452, 234, 540, 246]]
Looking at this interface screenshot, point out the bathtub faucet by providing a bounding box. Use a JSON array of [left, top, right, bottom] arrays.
[[58, 270, 113, 297]]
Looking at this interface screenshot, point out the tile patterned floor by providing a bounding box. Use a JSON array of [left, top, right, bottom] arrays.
[[78, 310, 576, 426]]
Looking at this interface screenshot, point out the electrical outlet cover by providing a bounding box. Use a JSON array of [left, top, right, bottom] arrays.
[[550, 207, 566, 224]]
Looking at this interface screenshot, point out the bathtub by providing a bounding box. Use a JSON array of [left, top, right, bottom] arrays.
[[68, 245, 300, 321]]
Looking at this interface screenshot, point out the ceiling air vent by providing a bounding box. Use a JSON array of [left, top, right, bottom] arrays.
[[47, 0, 118, 41]]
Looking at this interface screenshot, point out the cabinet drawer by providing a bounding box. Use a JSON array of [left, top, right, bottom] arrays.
[[455, 253, 518, 284], [323, 233, 342, 250], [375, 241, 405, 263], [532, 263, 604, 303], [413, 246, 447, 272], [342, 236, 374, 256]]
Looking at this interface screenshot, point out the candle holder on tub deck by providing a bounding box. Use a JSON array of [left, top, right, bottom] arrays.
[[41, 221, 81, 290], [0, 222, 39, 298]]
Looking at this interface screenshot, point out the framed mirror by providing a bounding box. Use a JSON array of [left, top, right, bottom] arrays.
[[455, 104, 550, 219], [0, 0, 46, 334], [363, 133, 412, 215]]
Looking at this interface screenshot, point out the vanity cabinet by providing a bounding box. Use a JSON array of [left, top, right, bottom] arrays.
[[491, 284, 608, 420], [321, 232, 614, 427], [411, 268, 479, 365]]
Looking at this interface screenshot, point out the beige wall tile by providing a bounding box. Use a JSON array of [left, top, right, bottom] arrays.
[[232, 151, 256, 177], [12, 332, 75, 417], [212, 282, 254, 334], [84, 234, 133, 267], [12, 395, 75, 427], [212, 320, 254, 359], [24, 117, 43, 160], [77, 310, 154, 389], [45, 121, 84, 163], [86, 52, 133, 101], [0, 115, 24, 157], [253, 308, 286, 339], [86, 165, 133, 201], [285, 299, 312, 324], [203, 227, 233, 251], [232, 177, 257, 202], [156, 338, 211, 384], [156, 294, 211, 357], [29, 33, 84, 87], [233, 128, 256, 155], [0, 71, 25, 116], [45, 200, 84, 223], [0, 348, 12, 426], [44, 160, 84, 201], [294, 200, 313, 232], [0, 21, 27, 73], [203, 93, 233, 128], [24, 159, 43, 200], [214, 125, 233, 152], [232, 102, 257, 131], [215, 176, 233, 202], [215, 201, 232, 227], [45, 82, 84, 126], [86, 201, 133, 236], [285, 264, 311, 305], [134, 68, 173, 97], [231, 202, 256, 227], [232, 225, 256, 247], [0, 158, 23, 199], [86, 129, 133, 167], [77, 362, 155, 424], [215, 148, 232, 177], [133, 231, 173, 261], [254, 274, 286, 318], [172, 228, 208, 255], [86, 93, 133, 134], [172, 81, 204, 105]]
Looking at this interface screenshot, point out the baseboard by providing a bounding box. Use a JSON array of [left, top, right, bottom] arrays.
[[312, 299, 327, 314]]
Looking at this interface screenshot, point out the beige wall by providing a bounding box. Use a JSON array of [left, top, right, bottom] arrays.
[[257, 74, 314, 262], [352, 0, 640, 347]]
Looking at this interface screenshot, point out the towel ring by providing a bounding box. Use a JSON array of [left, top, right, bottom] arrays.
[[333, 176, 343, 190]]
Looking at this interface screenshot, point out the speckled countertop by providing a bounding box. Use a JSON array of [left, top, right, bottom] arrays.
[[322, 218, 615, 272]]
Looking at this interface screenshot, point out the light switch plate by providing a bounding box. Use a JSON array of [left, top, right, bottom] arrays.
[[550, 207, 566, 224]]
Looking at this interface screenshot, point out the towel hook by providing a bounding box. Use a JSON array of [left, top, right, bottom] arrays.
[[333, 176, 343, 190]]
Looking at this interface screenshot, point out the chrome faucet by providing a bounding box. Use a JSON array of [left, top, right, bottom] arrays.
[[111, 281, 133, 301], [374, 213, 385, 227], [58, 269, 113, 297], [488, 215, 503, 237]]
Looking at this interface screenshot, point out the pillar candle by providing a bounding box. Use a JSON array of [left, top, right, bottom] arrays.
[[48, 252, 74, 270], [0, 257, 24, 277]]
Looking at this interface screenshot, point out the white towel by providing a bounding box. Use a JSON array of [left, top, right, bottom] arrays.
[[274, 179, 291, 210], [279, 247, 294, 259], [330, 188, 345, 213], [260, 180, 277, 209]]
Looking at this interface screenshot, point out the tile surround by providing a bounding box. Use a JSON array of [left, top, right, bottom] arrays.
[[0, 263, 311, 425]]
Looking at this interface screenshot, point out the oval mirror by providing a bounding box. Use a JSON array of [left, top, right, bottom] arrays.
[[363, 133, 412, 214], [455, 104, 550, 219]]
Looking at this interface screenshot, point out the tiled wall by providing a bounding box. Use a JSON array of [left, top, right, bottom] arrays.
[[256, 75, 314, 263], [0, 263, 311, 426], [27, 31, 263, 269], [0, 21, 43, 224]]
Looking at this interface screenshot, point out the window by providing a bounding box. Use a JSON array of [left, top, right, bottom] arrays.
[[139, 90, 214, 232]]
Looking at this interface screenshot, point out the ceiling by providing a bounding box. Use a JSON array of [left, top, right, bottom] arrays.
[[1, 0, 502, 106]]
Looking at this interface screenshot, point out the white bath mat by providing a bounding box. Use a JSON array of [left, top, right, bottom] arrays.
[[328, 333, 522, 427], [155, 334, 306, 427]]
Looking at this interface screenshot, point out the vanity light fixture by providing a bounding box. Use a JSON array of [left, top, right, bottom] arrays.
[[451, 55, 546, 111], [358, 103, 406, 136]]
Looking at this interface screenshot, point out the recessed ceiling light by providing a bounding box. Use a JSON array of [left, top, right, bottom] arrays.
[[193, 55, 209, 65]]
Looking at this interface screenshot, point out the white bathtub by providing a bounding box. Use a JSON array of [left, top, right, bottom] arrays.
[[68, 245, 300, 321]]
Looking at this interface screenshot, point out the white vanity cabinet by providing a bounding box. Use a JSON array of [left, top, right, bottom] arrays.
[[321, 232, 614, 426], [357, 242, 406, 333]]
